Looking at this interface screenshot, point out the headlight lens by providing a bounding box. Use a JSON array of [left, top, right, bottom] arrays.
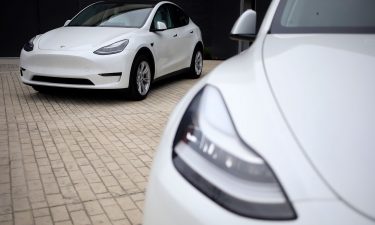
[[173, 85, 297, 220], [23, 36, 37, 52], [94, 39, 129, 55]]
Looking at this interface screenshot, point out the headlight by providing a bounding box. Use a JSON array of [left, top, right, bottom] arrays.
[[23, 36, 37, 52], [172, 85, 297, 220], [94, 39, 129, 55]]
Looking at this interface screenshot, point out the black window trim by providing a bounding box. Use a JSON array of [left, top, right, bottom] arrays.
[[150, 3, 190, 31], [167, 4, 190, 28]]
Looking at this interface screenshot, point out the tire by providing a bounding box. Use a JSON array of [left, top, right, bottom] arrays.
[[189, 48, 203, 79], [128, 55, 152, 100]]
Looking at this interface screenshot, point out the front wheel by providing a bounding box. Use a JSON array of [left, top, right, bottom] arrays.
[[189, 48, 203, 79], [128, 55, 152, 100]]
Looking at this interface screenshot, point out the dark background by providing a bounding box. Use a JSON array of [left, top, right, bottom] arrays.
[[1, 0, 270, 58]]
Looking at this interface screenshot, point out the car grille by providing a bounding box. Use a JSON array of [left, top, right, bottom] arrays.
[[32, 75, 94, 85]]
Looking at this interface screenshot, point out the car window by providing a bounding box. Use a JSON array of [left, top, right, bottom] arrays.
[[152, 5, 173, 29], [168, 4, 189, 28], [69, 3, 153, 28], [99, 8, 152, 27], [271, 0, 375, 33]]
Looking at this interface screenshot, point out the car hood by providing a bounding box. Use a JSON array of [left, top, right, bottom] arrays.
[[38, 26, 138, 51], [263, 34, 375, 219]]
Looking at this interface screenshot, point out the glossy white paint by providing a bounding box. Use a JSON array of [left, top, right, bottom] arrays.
[[144, 0, 375, 223], [37, 27, 137, 51], [263, 34, 375, 220], [20, 1, 202, 91], [231, 9, 257, 36]]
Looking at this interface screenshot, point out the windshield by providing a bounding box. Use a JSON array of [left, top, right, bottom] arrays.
[[68, 3, 153, 28], [271, 0, 375, 33]]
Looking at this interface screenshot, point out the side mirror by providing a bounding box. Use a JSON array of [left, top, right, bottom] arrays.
[[230, 10, 256, 41], [64, 20, 71, 26], [151, 21, 167, 32]]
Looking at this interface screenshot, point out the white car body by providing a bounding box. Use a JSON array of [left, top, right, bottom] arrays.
[[143, 0, 375, 224], [20, 1, 202, 95]]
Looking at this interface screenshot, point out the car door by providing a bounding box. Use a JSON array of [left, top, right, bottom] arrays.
[[150, 4, 180, 78], [167, 4, 196, 69]]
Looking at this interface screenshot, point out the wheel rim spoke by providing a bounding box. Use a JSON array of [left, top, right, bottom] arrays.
[[140, 82, 144, 93], [137, 78, 142, 93], [143, 66, 149, 75], [136, 61, 151, 96], [195, 52, 203, 74], [140, 63, 145, 73]]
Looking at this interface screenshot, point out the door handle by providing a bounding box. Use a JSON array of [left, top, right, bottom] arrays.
[[173, 34, 178, 37]]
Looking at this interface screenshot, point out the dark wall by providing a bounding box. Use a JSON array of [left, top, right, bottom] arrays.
[[173, 0, 242, 59], [1, 0, 242, 59], [255, 0, 272, 30], [1, 0, 40, 56], [38, 0, 79, 32]]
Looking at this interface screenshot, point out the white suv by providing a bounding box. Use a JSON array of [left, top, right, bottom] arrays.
[[20, 1, 203, 100], [143, 0, 375, 224]]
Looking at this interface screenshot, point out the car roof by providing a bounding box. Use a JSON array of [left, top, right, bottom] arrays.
[[93, 1, 155, 8]]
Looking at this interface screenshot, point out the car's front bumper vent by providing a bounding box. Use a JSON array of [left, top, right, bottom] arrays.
[[99, 72, 122, 77], [32, 75, 94, 85]]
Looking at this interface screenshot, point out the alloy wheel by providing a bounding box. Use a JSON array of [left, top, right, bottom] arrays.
[[136, 61, 151, 96], [194, 51, 203, 75]]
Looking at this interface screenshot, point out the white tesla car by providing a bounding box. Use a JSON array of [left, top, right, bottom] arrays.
[[20, 1, 203, 100], [144, 0, 375, 224]]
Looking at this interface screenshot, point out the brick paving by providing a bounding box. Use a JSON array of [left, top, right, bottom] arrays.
[[0, 60, 221, 225]]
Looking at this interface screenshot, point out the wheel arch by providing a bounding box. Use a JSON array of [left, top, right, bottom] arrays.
[[194, 41, 204, 53], [190, 41, 204, 65], [133, 47, 155, 80]]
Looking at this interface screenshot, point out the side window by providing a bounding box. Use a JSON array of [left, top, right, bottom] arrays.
[[152, 5, 173, 29], [168, 5, 189, 28]]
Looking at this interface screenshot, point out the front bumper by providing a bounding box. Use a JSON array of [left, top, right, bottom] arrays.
[[143, 148, 373, 225], [20, 48, 136, 89]]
